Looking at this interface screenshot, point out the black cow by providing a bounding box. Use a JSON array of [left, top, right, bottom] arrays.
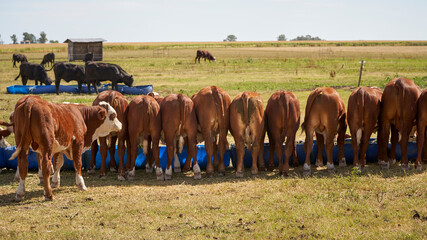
[[195, 50, 216, 63], [41, 53, 55, 67], [12, 53, 28, 68], [46, 62, 86, 94], [14, 62, 52, 86], [84, 52, 94, 62], [85, 62, 134, 94]]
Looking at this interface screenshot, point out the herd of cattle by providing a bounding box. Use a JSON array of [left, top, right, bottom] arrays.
[[12, 50, 216, 96], [12, 52, 134, 94], [2, 51, 426, 201]]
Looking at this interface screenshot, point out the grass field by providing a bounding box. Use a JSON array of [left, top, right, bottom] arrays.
[[0, 41, 426, 239]]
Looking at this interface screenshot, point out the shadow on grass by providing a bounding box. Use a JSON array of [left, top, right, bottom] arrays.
[[0, 161, 424, 206]]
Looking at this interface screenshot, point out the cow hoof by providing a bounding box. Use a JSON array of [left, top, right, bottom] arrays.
[[117, 175, 126, 181], [174, 167, 181, 173], [415, 164, 422, 172], [315, 160, 323, 167], [182, 167, 191, 172], [236, 171, 244, 178], [99, 175, 107, 179], [251, 169, 258, 175], [146, 167, 153, 173], [258, 166, 266, 172], [13, 176, 20, 183], [157, 174, 165, 181], [127, 175, 135, 181], [51, 181, 60, 188], [44, 195, 53, 201], [206, 171, 214, 177], [194, 172, 202, 180], [401, 164, 410, 171], [110, 168, 117, 173], [267, 165, 274, 172], [15, 194, 25, 201], [379, 160, 389, 169], [218, 171, 225, 177], [77, 184, 87, 191], [339, 159, 347, 167], [303, 169, 311, 177], [281, 172, 289, 177], [87, 168, 95, 174], [389, 158, 396, 165], [165, 174, 172, 180]]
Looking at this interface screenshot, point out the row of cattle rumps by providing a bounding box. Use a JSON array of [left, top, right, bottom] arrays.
[[2, 77, 426, 201]]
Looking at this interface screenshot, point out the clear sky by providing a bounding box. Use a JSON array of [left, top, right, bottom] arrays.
[[0, 0, 426, 43]]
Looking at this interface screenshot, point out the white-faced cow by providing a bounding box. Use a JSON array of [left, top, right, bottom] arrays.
[[347, 87, 382, 170], [229, 91, 266, 177], [302, 87, 347, 175], [378, 78, 421, 170], [11, 96, 122, 201], [192, 86, 231, 176], [265, 91, 300, 176], [120, 95, 161, 180], [88, 90, 129, 179], [160, 94, 200, 180], [416, 89, 427, 172]]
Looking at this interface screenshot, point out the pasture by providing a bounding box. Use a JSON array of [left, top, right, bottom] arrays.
[[0, 41, 426, 239]]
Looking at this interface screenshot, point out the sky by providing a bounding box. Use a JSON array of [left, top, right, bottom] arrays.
[[0, 0, 426, 43]]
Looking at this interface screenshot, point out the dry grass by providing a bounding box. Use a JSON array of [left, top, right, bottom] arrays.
[[0, 42, 426, 239]]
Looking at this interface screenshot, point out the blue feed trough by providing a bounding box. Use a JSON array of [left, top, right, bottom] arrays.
[[7, 84, 153, 95]]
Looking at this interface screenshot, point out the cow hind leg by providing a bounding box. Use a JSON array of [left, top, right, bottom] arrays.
[[99, 137, 108, 178], [88, 140, 98, 174], [42, 152, 53, 201], [109, 136, 118, 172], [315, 133, 325, 167], [16, 151, 29, 201], [52, 153, 64, 188], [325, 135, 335, 173]]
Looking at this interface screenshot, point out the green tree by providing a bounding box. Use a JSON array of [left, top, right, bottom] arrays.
[[10, 34, 18, 44], [277, 34, 287, 41], [0, 34, 3, 44], [49, 40, 59, 43], [38, 31, 48, 43], [223, 34, 237, 42], [291, 35, 323, 41], [23, 32, 37, 43]]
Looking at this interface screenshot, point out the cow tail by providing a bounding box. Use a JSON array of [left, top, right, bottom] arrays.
[[45, 63, 57, 72], [281, 94, 289, 142], [178, 94, 186, 136], [212, 86, 224, 142], [301, 89, 321, 134], [241, 92, 251, 143], [356, 88, 365, 145], [10, 103, 32, 160], [14, 72, 21, 81], [398, 81, 405, 135]]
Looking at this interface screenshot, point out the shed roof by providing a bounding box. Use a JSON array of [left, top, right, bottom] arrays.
[[64, 38, 106, 43]]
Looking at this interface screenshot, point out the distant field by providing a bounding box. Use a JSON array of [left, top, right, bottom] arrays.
[[0, 41, 426, 239]]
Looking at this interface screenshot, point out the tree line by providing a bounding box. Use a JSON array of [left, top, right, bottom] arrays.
[[9, 32, 58, 44]]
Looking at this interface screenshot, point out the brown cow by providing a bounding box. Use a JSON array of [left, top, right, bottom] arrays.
[[160, 94, 200, 180], [195, 50, 216, 63], [11, 95, 122, 201], [302, 87, 347, 175], [378, 78, 421, 170], [230, 92, 266, 177], [416, 89, 427, 171], [41, 52, 55, 67], [265, 91, 300, 176], [192, 86, 231, 176], [347, 87, 382, 170], [88, 91, 129, 179], [120, 95, 161, 180]]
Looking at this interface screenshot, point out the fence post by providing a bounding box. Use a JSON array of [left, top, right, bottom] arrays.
[[358, 60, 365, 87]]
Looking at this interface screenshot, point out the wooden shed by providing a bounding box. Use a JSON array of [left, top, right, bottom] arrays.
[[64, 38, 106, 61]]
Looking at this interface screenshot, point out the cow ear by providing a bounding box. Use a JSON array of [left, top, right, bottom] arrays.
[[113, 98, 119, 108], [97, 109, 107, 120]]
